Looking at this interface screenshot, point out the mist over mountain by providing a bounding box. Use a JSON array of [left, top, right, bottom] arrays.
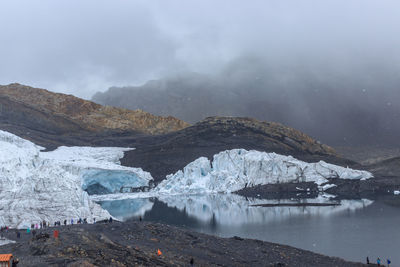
[[93, 55, 400, 147]]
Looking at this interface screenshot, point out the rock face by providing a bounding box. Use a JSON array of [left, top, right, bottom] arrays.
[[0, 83, 189, 144], [365, 157, 400, 178], [122, 117, 354, 183]]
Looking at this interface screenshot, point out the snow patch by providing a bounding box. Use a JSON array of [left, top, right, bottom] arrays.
[[0, 238, 15, 246], [321, 184, 337, 191]]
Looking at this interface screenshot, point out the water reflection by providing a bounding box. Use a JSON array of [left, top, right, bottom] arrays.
[[98, 197, 153, 221], [99, 193, 372, 225], [157, 194, 372, 225]]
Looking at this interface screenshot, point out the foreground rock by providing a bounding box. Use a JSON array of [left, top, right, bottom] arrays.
[[0, 221, 366, 266]]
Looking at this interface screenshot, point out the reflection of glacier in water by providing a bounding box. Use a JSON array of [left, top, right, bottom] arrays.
[[157, 194, 373, 225], [99, 193, 372, 225], [98, 198, 153, 221]]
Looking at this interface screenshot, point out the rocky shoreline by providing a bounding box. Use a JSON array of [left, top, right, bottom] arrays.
[[0, 220, 369, 267]]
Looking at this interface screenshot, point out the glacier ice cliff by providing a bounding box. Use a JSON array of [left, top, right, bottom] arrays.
[[0, 130, 152, 228], [156, 149, 373, 194]]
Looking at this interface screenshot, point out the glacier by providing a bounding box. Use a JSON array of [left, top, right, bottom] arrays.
[[156, 149, 373, 194], [0, 130, 152, 228], [40, 146, 153, 195]]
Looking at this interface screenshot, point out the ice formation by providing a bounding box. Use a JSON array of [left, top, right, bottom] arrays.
[[156, 149, 373, 194], [0, 130, 151, 228], [41, 146, 152, 194]]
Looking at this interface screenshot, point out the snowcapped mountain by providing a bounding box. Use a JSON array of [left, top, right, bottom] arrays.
[[0, 130, 152, 228], [156, 149, 373, 194]]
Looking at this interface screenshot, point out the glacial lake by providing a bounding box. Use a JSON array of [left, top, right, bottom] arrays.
[[98, 194, 400, 264]]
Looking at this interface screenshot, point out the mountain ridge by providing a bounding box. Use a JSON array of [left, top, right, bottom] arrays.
[[0, 83, 189, 142]]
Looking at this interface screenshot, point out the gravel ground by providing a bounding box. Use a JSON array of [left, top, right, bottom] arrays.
[[0, 221, 370, 267]]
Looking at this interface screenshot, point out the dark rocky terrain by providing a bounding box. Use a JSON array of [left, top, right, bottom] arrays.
[[0, 221, 368, 267]]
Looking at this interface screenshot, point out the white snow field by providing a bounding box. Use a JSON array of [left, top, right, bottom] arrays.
[[0, 130, 152, 228], [156, 149, 373, 194]]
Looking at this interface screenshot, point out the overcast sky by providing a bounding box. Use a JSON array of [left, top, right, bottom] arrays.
[[1, 0, 400, 99]]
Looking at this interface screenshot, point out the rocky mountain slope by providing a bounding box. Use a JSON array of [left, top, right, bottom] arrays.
[[121, 117, 354, 183], [92, 66, 400, 147], [0, 83, 189, 148], [365, 157, 400, 177]]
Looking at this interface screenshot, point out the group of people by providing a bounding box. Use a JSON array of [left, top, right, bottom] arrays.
[[30, 220, 51, 230], [26, 217, 97, 230], [367, 256, 391, 266], [1, 216, 116, 235]]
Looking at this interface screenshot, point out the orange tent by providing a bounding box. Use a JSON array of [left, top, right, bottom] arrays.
[[0, 254, 13, 267], [157, 249, 162, 256]]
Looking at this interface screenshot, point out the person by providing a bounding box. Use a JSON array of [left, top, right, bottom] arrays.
[[109, 217, 113, 223], [387, 258, 391, 266], [16, 231, 20, 239], [71, 219, 74, 225], [366, 256, 369, 264], [377, 257, 381, 266], [12, 258, 19, 267], [64, 219, 67, 226]]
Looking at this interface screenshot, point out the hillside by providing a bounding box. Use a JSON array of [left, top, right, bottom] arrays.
[[0, 83, 189, 147], [92, 65, 400, 147], [121, 116, 353, 183]]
